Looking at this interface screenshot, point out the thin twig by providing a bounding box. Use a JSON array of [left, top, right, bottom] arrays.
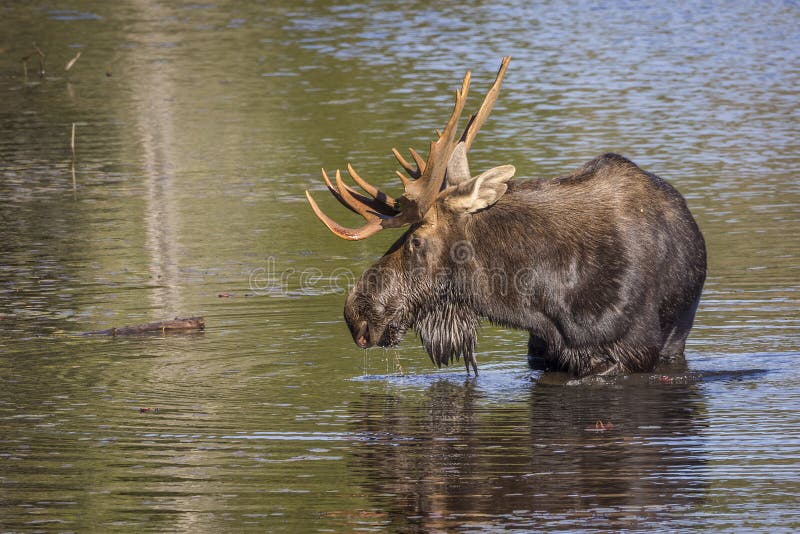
[[33, 43, 45, 77], [71, 123, 77, 196], [65, 51, 81, 71], [105, 53, 120, 77], [21, 44, 46, 81], [393, 349, 404, 375]]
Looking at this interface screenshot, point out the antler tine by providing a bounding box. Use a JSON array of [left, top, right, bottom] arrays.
[[409, 148, 427, 175], [392, 69, 471, 185], [407, 69, 471, 202], [395, 170, 413, 188], [320, 167, 357, 215], [460, 56, 511, 151], [392, 147, 427, 179], [392, 148, 420, 179], [321, 168, 397, 217], [334, 170, 380, 219], [444, 70, 472, 146], [305, 190, 384, 241], [346, 163, 397, 208]]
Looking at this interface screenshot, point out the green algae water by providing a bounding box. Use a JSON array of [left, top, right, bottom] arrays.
[[1, 1, 798, 531]]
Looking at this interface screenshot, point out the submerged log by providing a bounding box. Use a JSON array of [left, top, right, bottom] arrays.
[[86, 317, 205, 336]]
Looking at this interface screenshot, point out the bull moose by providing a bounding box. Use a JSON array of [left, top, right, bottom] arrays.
[[306, 57, 706, 378]]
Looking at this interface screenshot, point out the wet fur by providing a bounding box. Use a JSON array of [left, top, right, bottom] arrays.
[[345, 154, 706, 377]]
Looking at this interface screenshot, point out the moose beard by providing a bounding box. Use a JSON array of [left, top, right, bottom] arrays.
[[412, 300, 479, 369]]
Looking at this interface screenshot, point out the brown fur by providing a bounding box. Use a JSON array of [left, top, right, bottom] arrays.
[[344, 154, 706, 377]]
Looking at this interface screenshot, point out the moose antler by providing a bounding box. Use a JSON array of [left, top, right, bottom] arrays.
[[306, 57, 510, 240], [394, 56, 511, 184]]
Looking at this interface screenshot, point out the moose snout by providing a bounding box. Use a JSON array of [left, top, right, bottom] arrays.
[[353, 320, 371, 348], [344, 270, 401, 350], [344, 288, 379, 349]]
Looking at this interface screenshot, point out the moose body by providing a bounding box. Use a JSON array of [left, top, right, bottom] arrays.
[[307, 58, 706, 377]]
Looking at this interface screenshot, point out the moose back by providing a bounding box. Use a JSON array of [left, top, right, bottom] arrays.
[[306, 57, 706, 378]]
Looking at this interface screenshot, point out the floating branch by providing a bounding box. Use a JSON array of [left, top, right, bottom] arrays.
[[84, 317, 206, 336]]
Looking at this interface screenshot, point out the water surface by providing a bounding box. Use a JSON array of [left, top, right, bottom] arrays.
[[1, 1, 798, 531]]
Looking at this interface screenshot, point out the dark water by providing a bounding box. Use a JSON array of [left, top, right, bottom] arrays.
[[1, 1, 799, 531]]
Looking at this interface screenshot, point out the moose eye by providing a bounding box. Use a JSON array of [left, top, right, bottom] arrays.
[[409, 236, 424, 250]]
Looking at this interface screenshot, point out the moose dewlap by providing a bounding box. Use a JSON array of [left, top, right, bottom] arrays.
[[306, 57, 706, 378]]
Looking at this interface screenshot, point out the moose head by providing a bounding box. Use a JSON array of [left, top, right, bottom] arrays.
[[306, 57, 513, 374]]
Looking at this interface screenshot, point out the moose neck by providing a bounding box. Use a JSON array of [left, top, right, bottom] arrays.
[[455, 186, 548, 330]]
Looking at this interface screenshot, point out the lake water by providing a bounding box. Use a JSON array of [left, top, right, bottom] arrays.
[[1, 1, 798, 531]]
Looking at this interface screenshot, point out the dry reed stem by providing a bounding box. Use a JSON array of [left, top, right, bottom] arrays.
[[65, 51, 81, 71]]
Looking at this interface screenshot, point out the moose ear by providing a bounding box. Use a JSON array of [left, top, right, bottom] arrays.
[[443, 165, 516, 213], [446, 142, 471, 186]]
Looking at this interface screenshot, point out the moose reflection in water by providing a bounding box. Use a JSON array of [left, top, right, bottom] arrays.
[[348, 377, 708, 530], [307, 57, 706, 378]]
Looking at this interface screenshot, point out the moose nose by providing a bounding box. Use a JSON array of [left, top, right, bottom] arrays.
[[355, 321, 370, 348]]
